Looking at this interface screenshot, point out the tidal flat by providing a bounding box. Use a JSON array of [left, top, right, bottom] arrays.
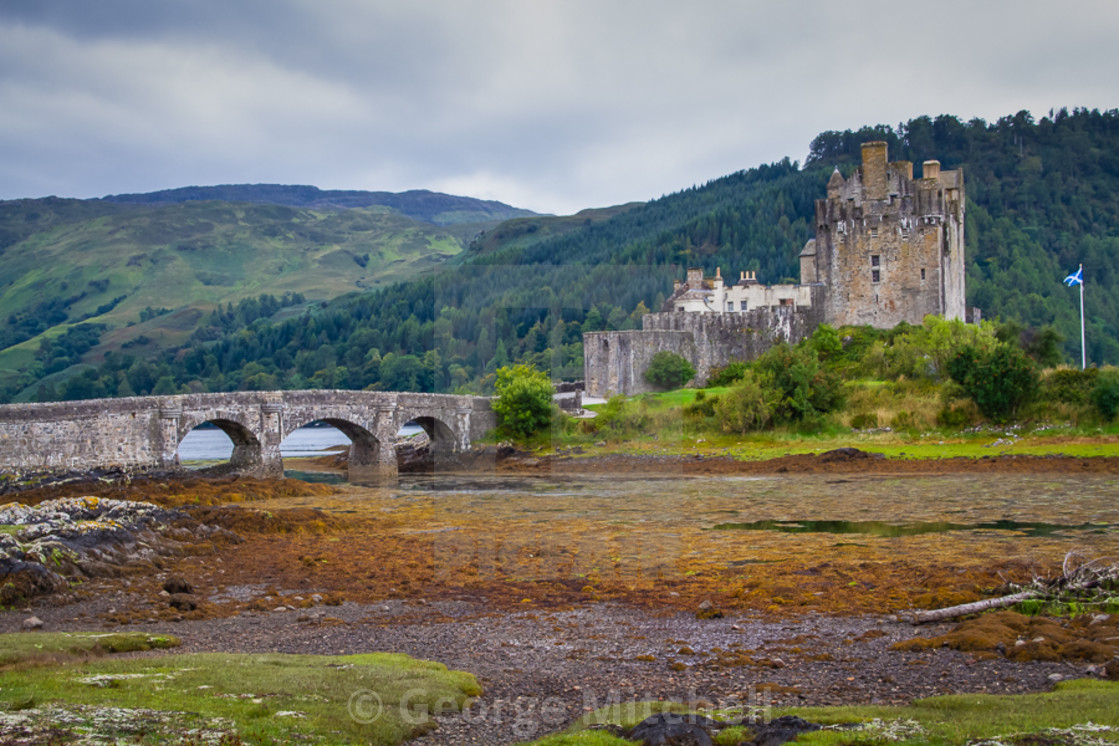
[[2, 459, 1119, 744]]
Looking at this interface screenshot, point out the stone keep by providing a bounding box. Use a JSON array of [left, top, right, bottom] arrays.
[[583, 141, 966, 397], [801, 141, 965, 327]]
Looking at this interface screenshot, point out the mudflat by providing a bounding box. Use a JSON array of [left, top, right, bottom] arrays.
[[2, 453, 1118, 744]]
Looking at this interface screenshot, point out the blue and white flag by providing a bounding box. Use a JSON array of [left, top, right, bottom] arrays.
[[1064, 266, 1083, 286]]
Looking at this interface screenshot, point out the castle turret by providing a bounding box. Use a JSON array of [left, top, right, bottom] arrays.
[[861, 141, 889, 201], [827, 167, 845, 199]]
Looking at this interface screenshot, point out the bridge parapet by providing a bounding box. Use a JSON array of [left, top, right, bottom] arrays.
[[0, 390, 494, 481]]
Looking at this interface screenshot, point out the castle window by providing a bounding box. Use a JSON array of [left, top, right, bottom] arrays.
[[740, 301, 748, 311], [872, 269, 881, 283], [921, 268, 926, 280], [870, 255, 880, 267], [870, 228, 878, 238]]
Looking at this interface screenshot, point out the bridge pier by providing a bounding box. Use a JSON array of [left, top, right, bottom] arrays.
[[158, 405, 183, 470]]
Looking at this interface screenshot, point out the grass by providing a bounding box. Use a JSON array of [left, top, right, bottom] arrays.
[[522, 680, 1119, 745], [563, 386, 1119, 461], [0, 647, 482, 744], [0, 631, 180, 667]]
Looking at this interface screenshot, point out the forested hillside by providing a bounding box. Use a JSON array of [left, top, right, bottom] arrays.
[[0, 189, 534, 401], [15, 107, 1119, 402]]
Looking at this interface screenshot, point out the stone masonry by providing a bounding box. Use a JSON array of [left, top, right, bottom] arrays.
[[584, 141, 965, 397], [0, 390, 495, 481]]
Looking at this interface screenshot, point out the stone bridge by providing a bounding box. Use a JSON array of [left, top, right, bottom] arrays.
[[0, 390, 496, 480]]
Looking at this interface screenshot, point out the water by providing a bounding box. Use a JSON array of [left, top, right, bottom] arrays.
[[177, 423, 424, 462], [709, 518, 1119, 538], [242, 472, 1119, 582]]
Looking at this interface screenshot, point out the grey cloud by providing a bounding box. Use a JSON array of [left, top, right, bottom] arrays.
[[1, 1, 1117, 213]]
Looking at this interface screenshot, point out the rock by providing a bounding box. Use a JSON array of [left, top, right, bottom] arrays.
[[22, 616, 43, 630], [746, 715, 822, 746], [627, 713, 717, 746], [1090, 613, 1111, 626], [1047, 673, 1064, 682], [696, 600, 723, 620], [1102, 659, 1119, 680], [168, 593, 197, 611], [163, 576, 194, 595]]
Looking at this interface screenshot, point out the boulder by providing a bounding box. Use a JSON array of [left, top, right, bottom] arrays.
[[163, 576, 194, 595], [627, 713, 717, 746], [168, 593, 197, 611]]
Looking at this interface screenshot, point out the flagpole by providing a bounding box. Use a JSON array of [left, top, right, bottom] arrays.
[[1079, 263, 1086, 370]]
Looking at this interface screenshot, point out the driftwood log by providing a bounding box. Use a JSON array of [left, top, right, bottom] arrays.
[[908, 590, 1038, 624], [908, 551, 1118, 625]]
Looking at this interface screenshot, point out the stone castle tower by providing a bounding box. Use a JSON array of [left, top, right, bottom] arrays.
[[583, 141, 968, 397], [799, 141, 965, 327]]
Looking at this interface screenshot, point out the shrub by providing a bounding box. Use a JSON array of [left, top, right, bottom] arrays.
[[1043, 367, 1100, 405], [805, 324, 842, 363], [849, 412, 879, 430], [707, 362, 748, 387], [683, 390, 719, 418], [1092, 370, 1119, 421], [947, 343, 1039, 423], [753, 343, 844, 423], [492, 364, 555, 439], [714, 371, 777, 433], [937, 400, 979, 429], [644, 351, 695, 390]]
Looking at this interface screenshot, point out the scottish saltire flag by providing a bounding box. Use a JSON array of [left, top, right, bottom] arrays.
[[1064, 266, 1083, 286]]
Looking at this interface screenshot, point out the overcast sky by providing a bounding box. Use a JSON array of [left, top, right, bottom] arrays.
[[2, 1, 1117, 215]]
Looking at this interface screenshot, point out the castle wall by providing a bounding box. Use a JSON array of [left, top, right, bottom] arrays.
[[584, 301, 823, 397]]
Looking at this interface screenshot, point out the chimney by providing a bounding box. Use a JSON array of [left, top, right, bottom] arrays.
[[861, 141, 888, 201], [923, 160, 941, 180]]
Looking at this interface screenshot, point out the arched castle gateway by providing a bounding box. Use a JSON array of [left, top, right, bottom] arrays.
[[0, 390, 495, 480], [585, 142, 969, 397]]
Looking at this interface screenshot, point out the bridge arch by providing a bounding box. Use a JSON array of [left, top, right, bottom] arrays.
[[282, 415, 383, 477], [399, 414, 457, 456], [176, 416, 263, 472]]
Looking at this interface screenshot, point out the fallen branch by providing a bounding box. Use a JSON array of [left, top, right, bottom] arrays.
[[909, 590, 1038, 624], [909, 551, 1118, 625]]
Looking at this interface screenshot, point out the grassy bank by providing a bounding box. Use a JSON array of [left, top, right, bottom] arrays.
[[534, 380, 1119, 461], [524, 679, 1119, 745], [0, 635, 481, 744]]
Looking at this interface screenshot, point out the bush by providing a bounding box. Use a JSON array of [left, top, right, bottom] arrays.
[[683, 390, 719, 418], [947, 343, 1039, 423], [1092, 370, 1119, 421], [492, 364, 555, 439], [849, 412, 879, 430], [805, 324, 842, 363], [1042, 367, 1099, 405], [714, 371, 777, 433], [644, 351, 695, 390], [707, 362, 748, 387], [753, 343, 844, 423]]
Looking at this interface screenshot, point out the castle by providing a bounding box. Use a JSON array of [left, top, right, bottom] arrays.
[[584, 141, 967, 397]]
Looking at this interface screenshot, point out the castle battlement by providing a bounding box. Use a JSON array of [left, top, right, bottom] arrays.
[[583, 142, 966, 397]]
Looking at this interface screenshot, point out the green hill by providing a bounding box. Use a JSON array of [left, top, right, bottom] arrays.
[[8, 107, 1119, 403], [0, 190, 535, 400], [100, 184, 535, 226]]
